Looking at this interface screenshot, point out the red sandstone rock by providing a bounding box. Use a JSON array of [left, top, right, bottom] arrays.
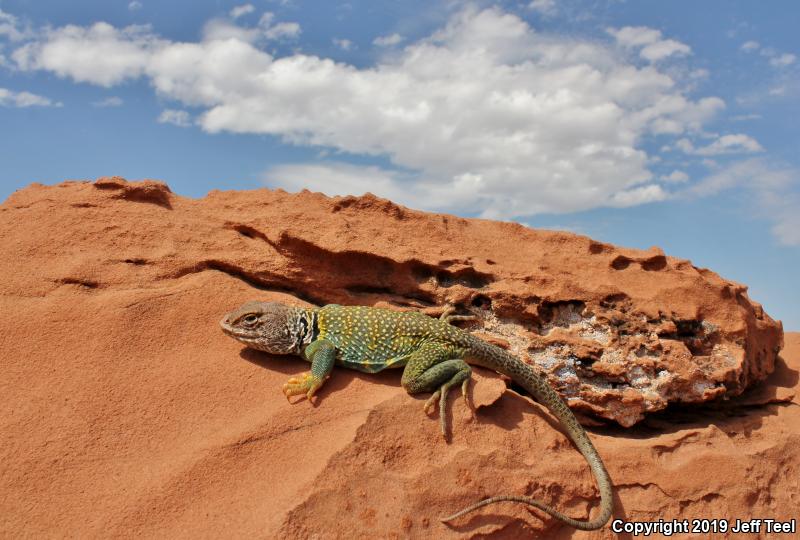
[[1, 178, 794, 538]]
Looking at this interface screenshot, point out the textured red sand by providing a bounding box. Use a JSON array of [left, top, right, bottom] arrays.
[[1, 179, 796, 538]]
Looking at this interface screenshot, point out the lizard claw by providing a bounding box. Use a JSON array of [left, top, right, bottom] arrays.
[[461, 378, 474, 421], [424, 386, 452, 439], [439, 306, 478, 326], [423, 390, 441, 415], [282, 372, 324, 401]]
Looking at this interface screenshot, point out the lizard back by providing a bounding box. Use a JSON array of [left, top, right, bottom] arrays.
[[315, 305, 465, 373]]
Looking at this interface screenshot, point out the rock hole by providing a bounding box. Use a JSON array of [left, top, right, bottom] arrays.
[[658, 319, 716, 355], [436, 271, 453, 287], [434, 268, 493, 289], [539, 300, 586, 326], [60, 278, 99, 289], [674, 319, 703, 338], [229, 224, 271, 244], [410, 264, 434, 282], [641, 255, 667, 271], [610, 256, 631, 270], [94, 178, 172, 208], [588, 242, 606, 254], [601, 293, 630, 309], [471, 294, 492, 309]]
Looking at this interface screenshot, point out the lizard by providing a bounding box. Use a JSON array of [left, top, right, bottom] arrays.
[[219, 301, 613, 530]]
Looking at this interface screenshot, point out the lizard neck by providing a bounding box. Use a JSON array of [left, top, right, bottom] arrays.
[[289, 307, 320, 352]]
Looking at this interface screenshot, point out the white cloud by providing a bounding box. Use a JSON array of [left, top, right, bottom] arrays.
[[202, 18, 261, 43], [10, 6, 748, 217], [9, 14, 301, 91], [684, 159, 799, 245], [92, 96, 123, 107], [128, 1, 142, 11], [743, 40, 797, 69], [12, 22, 160, 87], [608, 26, 691, 62], [740, 40, 759, 52], [203, 12, 299, 43], [0, 8, 31, 41], [731, 113, 762, 121], [230, 4, 255, 20], [676, 134, 764, 156], [263, 22, 300, 40], [661, 170, 689, 183], [0, 87, 61, 107], [332, 38, 353, 51], [770, 210, 800, 246], [608, 184, 668, 207], [759, 46, 777, 58], [258, 13, 300, 40], [528, 0, 557, 16], [158, 109, 191, 127], [640, 39, 691, 62], [373, 33, 403, 47], [609, 26, 661, 48], [687, 158, 786, 196], [769, 53, 796, 68]]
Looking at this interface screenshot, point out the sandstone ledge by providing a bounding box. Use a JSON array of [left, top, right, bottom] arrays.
[[1, 178, 794, 538]]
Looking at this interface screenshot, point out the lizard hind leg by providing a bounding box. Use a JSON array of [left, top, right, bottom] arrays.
[[439, 305, 478, 326], [403, 353, 472, 438]]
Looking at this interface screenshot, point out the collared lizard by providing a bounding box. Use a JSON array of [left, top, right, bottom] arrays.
[[220, 301, 613, 530]]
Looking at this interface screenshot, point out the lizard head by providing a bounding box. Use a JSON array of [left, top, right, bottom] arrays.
[[220, 301, 299, 355]]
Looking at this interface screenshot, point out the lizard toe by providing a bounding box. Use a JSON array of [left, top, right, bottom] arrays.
[[461, 378, 474, 420], [423, 390, 441, 415], [282, 372, 322, 401]]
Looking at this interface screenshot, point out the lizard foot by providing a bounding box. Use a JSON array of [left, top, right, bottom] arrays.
[[282, 372, 324, 401], [423, 377, 472, 438], [439, 305, 478, 326]]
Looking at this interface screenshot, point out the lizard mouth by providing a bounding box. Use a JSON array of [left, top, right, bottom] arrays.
[[219, 316, 257, 341]]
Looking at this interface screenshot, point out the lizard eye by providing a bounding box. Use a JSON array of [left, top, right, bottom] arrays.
[[242, 314, 259, 326]]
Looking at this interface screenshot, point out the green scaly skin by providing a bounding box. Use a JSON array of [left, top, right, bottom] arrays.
[[220, 302, 613, 530]]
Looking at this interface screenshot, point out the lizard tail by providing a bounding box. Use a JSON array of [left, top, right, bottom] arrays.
[[441, 337, 613, 530]]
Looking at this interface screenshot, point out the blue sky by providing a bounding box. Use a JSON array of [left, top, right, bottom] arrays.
[[1, 1, 798, 330]]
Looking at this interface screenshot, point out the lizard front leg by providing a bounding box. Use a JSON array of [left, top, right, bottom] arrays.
[[283, 339, 336, 401], [401, 342, 471, 438]]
